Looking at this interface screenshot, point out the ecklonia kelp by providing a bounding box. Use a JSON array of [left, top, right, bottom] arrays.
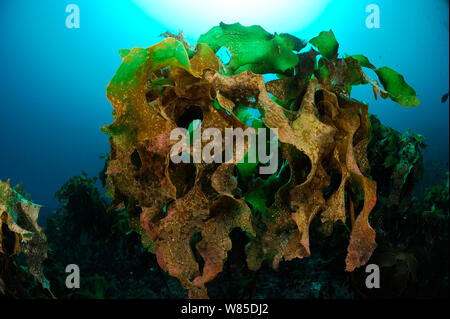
[[320, 93, 378, 271], [102, 37, 199, 150], [191, 195, 255, 298], [335, 97, 378, 271], [247, 79, 377, 273], [102, 26, 392, 298], [139, 181, 254, 299], [140, 185, 210, 297]]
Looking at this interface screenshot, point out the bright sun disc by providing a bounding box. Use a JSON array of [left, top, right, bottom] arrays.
[[133, 0, 331, 38]]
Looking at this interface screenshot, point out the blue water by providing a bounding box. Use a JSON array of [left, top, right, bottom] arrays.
[[0, 0, 448, 224]]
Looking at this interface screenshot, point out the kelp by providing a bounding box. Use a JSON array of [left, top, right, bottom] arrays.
[[102, 23, 419, 298], [0, 179, 52, 297], [198, 22, 306, 75], [309, 31, 419, 107]]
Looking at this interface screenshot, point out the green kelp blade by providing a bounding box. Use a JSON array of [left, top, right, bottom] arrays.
[[344, 54, 375, 69], [243, 173, 282, 217], [108, 37, 194, 95], [317, 57, 331, 80], [237, 151, 259, 182], [234, 106, 264, 182], [198, 22, 306, 74], [309, 30, 339, 60], [118, 48, 131, 59], [375, 66, 420, 107], [103, 38, 195, 149], [233, 105, 264, 129]]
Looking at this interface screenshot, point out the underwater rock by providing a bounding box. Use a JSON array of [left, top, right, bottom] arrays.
[[101, 23, 420, 298]]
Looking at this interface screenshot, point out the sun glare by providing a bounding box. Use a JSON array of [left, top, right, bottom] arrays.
[[132, 0, 331, 38]]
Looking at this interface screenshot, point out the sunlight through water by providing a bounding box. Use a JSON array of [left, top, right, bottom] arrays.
[[132, 0, 331, 37]]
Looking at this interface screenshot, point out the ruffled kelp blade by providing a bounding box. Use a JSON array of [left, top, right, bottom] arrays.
[[198, 22, 306, 75], [309, 30, 339, 60], [375, 66, 420, 107], [345, 54, 419, 107], [102, 37, 197, 149], [345, 54, 376, 69], [101, 24, 420, 298], [310, 33, 420, 107]]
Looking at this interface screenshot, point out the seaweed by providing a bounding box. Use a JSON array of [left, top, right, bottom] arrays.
[[2, 22, 445, 300], [351, 117, 448, 298], [101, 23, 421, 298], [0, 180, 52, 298], [309, 30, 420, 107], [198, 22, 306, 75]]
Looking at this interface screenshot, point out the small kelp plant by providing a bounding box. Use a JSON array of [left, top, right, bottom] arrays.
[[102, 23, 419, 298], [0, 180, 52, 297]]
